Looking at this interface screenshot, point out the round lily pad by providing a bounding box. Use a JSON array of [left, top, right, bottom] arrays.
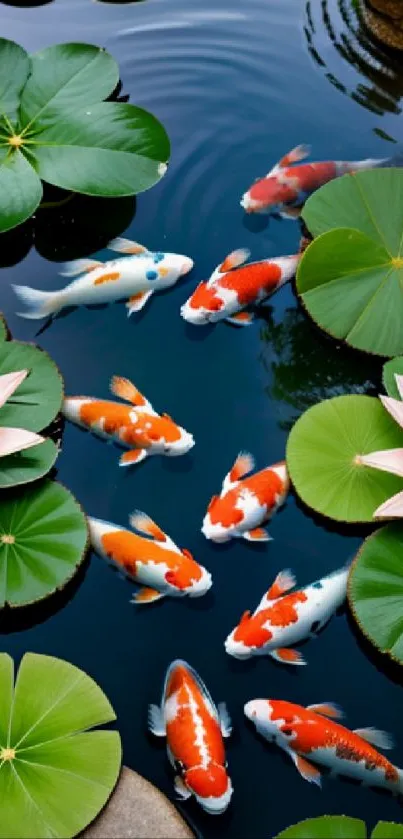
[[0, 480, 88, 607], [383, 357, 403, 400], [0, 652, 121, 838], [298, 169, 403, 357], [0, 316, 7, 343], [0, 438, 58, 489], [0, 340, 63, 431], [275, 816, 403, 839], [286, 394, 403, 522], [348, 522, 403, 665]]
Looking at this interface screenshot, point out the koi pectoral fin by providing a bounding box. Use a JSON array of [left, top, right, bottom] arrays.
[[174, 776, 192, 800], [108, 236, 149, 255], [267, 569, 296, 600], [290, 752, 322, 787], [226, 312, 255, 326], [131, 586, 165, 605], [353, 728, 394, 750], [218, 702, 233, 738], [129, 509, 167, 542], [307, 703, 344, 720], [148, 704, 166, 737], [126, 290, 153, 315], [243, 527, 271, 542], [270, 648, 306, 666], [119, 449, 148, 467]]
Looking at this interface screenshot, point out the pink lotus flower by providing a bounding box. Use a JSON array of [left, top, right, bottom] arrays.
[[0, 370, 45, 457], [358, 373, 403, 518]]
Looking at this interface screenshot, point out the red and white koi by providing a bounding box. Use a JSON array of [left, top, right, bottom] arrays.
[[89, 512, 212, 604], [13, 237, 194, 320], [244, 698, 403, 795], [62, 375, 194, 467], [225, 564, 349, 665], [240, 144, 387, 217], [149, 660, 233, 814], [202, 452, 289, 543], [180, 248, 299, 327]]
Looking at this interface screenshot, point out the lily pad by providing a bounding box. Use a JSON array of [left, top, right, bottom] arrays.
[[275, 817, 403, 838], [0, 340, 63, 431], [0, 480, 88, 607], [286, 394, 403, 522], [0, 316, 8, 343], [0, 652, 121, 838], [383, 357, 403, 400], [0, 438, 58, 489], [298, 169, 403, 357], [348, 522, 403, 665]]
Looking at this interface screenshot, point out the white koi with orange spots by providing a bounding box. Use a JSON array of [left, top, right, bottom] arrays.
[[225, 564, 349, 665], [89, 513, 212, 604], [63, 375, 194, 466], [202, 452, 289, 543], [149, 660, 233, 814], [13, 236, 193, 320], [180, 248, 299, 326], [244, 698, 403, 795]]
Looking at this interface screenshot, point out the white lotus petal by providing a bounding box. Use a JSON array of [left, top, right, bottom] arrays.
[[0, 427, 45, 457], [379, 394, 403, 430], [373, 489, 403, 519], [359, 448, 403, 478], [0, 370, 28, 410]]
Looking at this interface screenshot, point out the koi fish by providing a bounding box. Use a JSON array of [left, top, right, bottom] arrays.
[[62, 375, 194, 467], [225, 564, 349, 665], [149, 659, 233, 814], [180, 248, 299, 327], [244, 698, 403, 795], [240, 144, 387, 217], [202, 452, 288, 543], [13, 236, 194, 320], [88, 512, 212, 604]]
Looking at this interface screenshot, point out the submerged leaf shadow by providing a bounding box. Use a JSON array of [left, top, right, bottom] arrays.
[[1, 0, 53, 5]]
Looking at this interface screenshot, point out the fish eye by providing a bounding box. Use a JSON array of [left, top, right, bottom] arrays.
[[282, 728, 293, 737]]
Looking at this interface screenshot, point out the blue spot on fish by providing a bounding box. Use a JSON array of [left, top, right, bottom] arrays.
[[153, 253, 164, 264], [146, 270, 158, 281], [312, 581, 323, 589]]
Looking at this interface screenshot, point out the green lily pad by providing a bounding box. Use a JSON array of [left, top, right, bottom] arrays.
[[0, 480, 88, 606], [298, 169, 403, 357], [383, 357, 403, 400], [0, 38, 30, 119], [0, 316, 8, 343], [0, 652, 121, 838], [348, 522, 403, 664], [275, 817, 403, 839], [286, 394, 403, 522], [0, 438, 58, 489], [0, 340, 63, 431]]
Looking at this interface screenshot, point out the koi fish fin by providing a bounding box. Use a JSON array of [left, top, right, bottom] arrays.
[[148, 704, 166, 736], [107, 236, 149, 255], [244, 527, 271, 542], [119, 449, 148, 467], [110, 376, 154, 411], [174, 776, 192, 800], [218, 702, 232, 738], [59, 258, 103, 277], [353, 728, 394, 750], [307, 703, 344, 720], [226, 312, 255, 326], [223, 451, 255, 492], [290, 752, 322, 787], [267, 569, 297, 600], [267, 144, 311, 177], [126, 290, 153, 316], [219, 248, 250, 273], [270, 648, 306, 666], [279, 205, 302, 220], [131, 586, 164, 605], [13, 285, 64, 320], [129, 509, 167, 542]]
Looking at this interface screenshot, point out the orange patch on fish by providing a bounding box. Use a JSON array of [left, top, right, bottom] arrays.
[[101, 531, 202, 587], [209, 467, 285, 529], [165, 665, 225, 768], [189, 282, 222, 311], [80, 401, 133, 435], [220, 262, 282, 306], [159, 267, 169, 277], [122, 413, 182, 446], [94, 271, 121, 286], [233, 610, 273, 647], [262, 591, 307, 628]]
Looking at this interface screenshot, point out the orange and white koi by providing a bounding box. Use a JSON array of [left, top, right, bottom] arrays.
[[62, 375, 194, 467], [244, 698, 403, 795], [202, 452, 289, 543], [13, 236, 194, 320], [225, 564, 349, 665], [149, 660, 233, 814], [180, 248, 299, 326], [88, 512, 212, 604], [240, 144, 387, 217]]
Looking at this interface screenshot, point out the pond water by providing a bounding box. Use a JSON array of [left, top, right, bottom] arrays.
[[1, 0, 403, 836]]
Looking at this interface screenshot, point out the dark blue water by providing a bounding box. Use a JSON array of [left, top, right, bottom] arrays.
[[1, 0, 403, 836]]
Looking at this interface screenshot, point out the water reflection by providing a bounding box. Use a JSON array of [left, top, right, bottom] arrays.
[[259, 302, 377, 430], [304, 0, 403, 134]]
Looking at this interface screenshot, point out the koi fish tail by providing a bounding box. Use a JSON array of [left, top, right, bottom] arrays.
[[346, 157, 389, 174], [12, 285, 64, 320]]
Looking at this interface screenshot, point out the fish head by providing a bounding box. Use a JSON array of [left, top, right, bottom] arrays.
[[244, 699, 297, 746], [202, 492, 244, 542], [155, 253, 194, 288], [180, 282, 224, 325], [184, 763, 233, 815], [269, 460, 290, 501], [225, 610, 272, 658], [164, 552, 212, 597], [161, 420, 195, 456], [241, 175, 298, 213]]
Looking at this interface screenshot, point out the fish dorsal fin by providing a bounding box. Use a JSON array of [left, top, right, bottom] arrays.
[[239, 609, 252, 625], [307, 703, 344, 720], [107, 236, 149, 255], [222, 451, 255, 494], [267, 569, 296, 601], [219, 248, 250, 273], [129, 510, 167, 542], [110, 376, 154, 413], [266, 144, 311, 177], [60, 258, 103, 277], [353, 728, 394, 750]]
